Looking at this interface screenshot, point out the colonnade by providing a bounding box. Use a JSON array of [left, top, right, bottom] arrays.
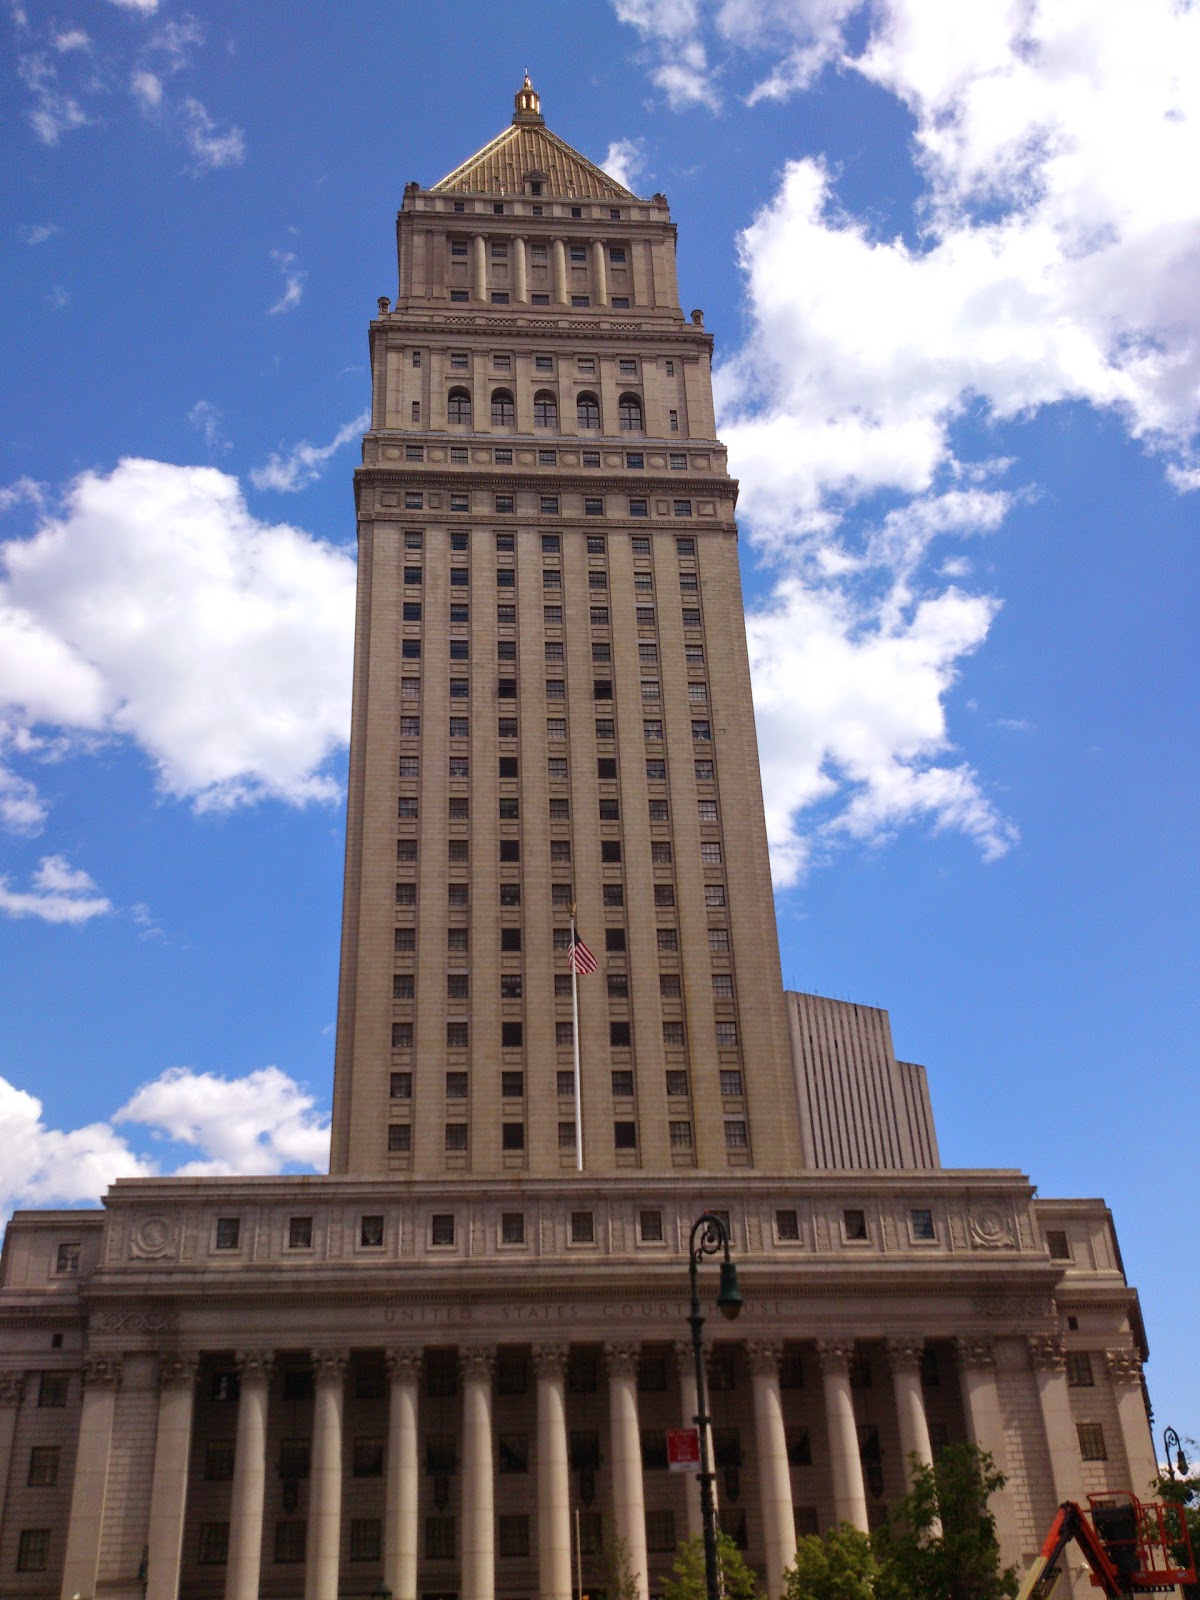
[[40, 1333, 1142, 1600], [468, 236, 611, 307]]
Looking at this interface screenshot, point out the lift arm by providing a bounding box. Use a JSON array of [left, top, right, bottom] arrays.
[[1016, 1503, 1128, 1600]]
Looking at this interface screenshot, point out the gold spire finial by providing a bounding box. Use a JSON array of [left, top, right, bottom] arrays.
[[514, 71, 542, 123]]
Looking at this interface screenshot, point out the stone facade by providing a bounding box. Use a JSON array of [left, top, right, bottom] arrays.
[[0, 77, 1159, 1600]]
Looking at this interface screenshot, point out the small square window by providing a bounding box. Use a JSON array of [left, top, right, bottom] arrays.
[[360, 1214, 384, 1247], [215, 1217, 240, 1251], [1046, 1229, 1071, 1260], [585, 498, 604, 516], [55, 1241, 81, 1274], [501, 1122, 525, 1150], [639, 1209, 664, 1242], [724, 1120, 748, 1149], [388, 1124, 411, 1152], [776, 1209, 801, 1241], [910, 1208, 936, 1241], [431, 1213, 456, 1246], [1078, 1423, 1107, 1461], [288, 1216, 313, 1249], [1067, 1353, 1095, 1387], [669, 1119, 693, 1148], [843, 1208, 868, 1242], [611, 1068, 634, 1096], [719, 1068, 743, 1096], [614, 1120, 637, 1148]]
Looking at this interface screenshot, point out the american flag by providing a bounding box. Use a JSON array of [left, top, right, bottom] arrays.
[[569, 931, 597, 976]]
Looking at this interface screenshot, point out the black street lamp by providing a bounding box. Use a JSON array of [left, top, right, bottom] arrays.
[[1164, 1426, 1189, 1480], [689, 1210, 744, 1600]]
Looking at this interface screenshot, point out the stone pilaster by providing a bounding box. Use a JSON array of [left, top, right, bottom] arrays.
[[146, 1353, 199, 1600], [225, 1350, 274, 1600], [1105, 1349, 1156, 1498], [605, 1343, 648, 1600], [461, 1345, 497, 1600], [953, 1337, 1019, 1557], [747, 1341, 794, 1597], [533, 1344, 572, 1600], [60, 1355, 122, 1600], [815, 1339, 869, 1532], [385, 1348, 423, 1600], [1028, 1335, 1087, 1509]]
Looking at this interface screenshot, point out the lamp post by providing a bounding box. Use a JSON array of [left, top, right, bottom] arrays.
[[689, 1210, 743, 1600], [1163, 1426, 1188, 1480]]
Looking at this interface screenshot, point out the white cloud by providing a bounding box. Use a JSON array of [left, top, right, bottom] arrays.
[[105, 0, 159, 11], [608, 0, 1200, 879], [603, 137, 646, 194], [130, 67, 162, 108], [0, 1078, 151, 1220], [179, 96, 244, 173], [18, 223, 59, 246], [51, 27, 89, 52], [251, 410, 369, 494], [268, 248, 306, 316], [17, 53, 88, 145], [187, 399, 229, 451], [115, 1066, 331, 1176], [0, 478, 44, 514], [0, 766, 46, 834], [0, 457, 356, 811], [0, 855, 112, 922], [613, 0, 721, 109], [0, 1063, 329, 1223], [45, 285, 70, 311]]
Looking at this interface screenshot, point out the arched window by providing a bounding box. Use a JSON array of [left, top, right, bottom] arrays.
[[618, 392, 643, 432], [491, 389, 515, 427], [577, 392, 601, 430], [533, 390, 558, 429], [447, 387, 472, 425]]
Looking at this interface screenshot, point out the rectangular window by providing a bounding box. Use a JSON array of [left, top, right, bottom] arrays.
[[431, 1214, 456, 1246], [663, 1022, 686, 1047], [669, 1120, 693, 1148], [649, 799, 669, 821], [720, 1069, 743, 1096], [55, 1241, 81, 1274], [288, 1215, 313, 1248], [1067, 1353, 1095, 1387], [717, 1023, 738, 1048], [661, 976, 682, 999], [360, 1214, 384, 1247], [843, 1208, 868, 1241], [387, 1124, 411, 1151], [572, 294, 590, 307], [1046, 1229, 1071, 1260], [215, 1217, 240, 1251], [701, 842, 723, 865], [544, 605, 563, 625], [646, 1510, 676, 1553], [657, 928, 678, 951], [690, 682, 709, 703], [614, 1120, 637, 1148], [910, 1208, 936, 1241], [557, 1070, 576, 1097], [776, 1209, 801, 1242], [724, 1120, 748, 1149], [611, 1069, 634, 1096], [692, 720, 712, 741], [585, 498, 604, 517], [669, 408, 679, 430], [556, 1022, 575, 1048], [27, 1446, 60, 1486], [640, 1209, 664, 1241], [571, 1211, 594, 1243], [446, 1022, 469, 1048], [197, 1524, 230, 1566], [501, 1212, 525, 1246], [1077, 1423, 1107, 1460], [425, 1517, 456, 1561], [559, 1120, 577, 1148]]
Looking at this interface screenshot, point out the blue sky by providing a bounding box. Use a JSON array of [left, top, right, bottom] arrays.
[[1, 1, 1197, 1440]]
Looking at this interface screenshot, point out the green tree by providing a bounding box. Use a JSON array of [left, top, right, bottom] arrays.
[[602, 1533, 643, 1600], [781, 1523, 879, 1600], [872, 1444, 1018, 1600], [1153, 1450, 1200, 1600], [663, 1531, 764, 1600]]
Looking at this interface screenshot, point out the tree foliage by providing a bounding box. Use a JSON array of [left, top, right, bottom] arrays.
[[1153, 1452, 1200, 1600], [782, 1523, 879, 1600], [663, 1531, 764, 1600], [776, 1445, 1016, 1600], [872, 1445, 1018, 1600]]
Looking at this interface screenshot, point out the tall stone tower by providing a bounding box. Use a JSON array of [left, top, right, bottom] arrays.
[[331, 76, 803, 1180]]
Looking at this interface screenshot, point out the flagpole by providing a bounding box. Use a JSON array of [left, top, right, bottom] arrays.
[[571, 903, 583, 1172]]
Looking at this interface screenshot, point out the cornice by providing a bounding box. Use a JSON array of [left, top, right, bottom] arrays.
[[371, 313, 713, 352], [355, 467, 735, 500]]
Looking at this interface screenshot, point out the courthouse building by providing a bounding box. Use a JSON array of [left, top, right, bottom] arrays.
[[0, 78, 1158, 1600]]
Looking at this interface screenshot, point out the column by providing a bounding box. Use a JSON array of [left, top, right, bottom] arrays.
[[146, 1353, 199, 1600], [671, 1342, 703, 1540], [884, 1339, 935, 1489], [225, 1350, 274, 1600], [1104, 1349, 1157, 1500], [384, 1348, 423, 1600], [552, 238, 568, 304], [592, 240, 609, 306], [461, 1345, 496, 1600], [0, 1373, 25, 1521], [815, 1340, 869, 1533], [305, 1350, 348, 1600], [60, 1355, 122, 1600], [1029, 1335, 1087, 1508], [605, 1343, 649, 1600], [747, 1342, 795, 1598], [533, 1344, 572, 1600], [473, 234, 488, 302], [513, 237, 528, 304], [954, 1338, 1019, 1561]]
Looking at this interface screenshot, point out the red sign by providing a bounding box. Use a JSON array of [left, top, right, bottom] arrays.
[[667, 1427, 701, 1473]]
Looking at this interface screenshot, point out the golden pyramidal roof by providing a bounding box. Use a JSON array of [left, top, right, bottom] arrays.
[[430, 75, 636, 200]]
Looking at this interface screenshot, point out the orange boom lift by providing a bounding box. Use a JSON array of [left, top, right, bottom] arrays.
[[1017, 1493, 1195, 1600]]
